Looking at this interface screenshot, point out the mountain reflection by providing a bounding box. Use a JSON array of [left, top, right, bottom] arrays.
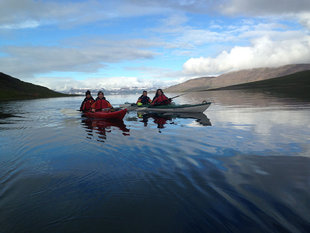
[[176, 89, 310, 107], [81, 118, 130, 142]]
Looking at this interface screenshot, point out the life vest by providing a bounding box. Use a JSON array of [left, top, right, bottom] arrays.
[[80, 97, 95, 112], [137, 95, 151, 104], [91, 97, 112, 110], [152, 94, 171, 105]]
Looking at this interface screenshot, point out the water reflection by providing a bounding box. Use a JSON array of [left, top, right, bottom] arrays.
[[174, 89, 310, 107], [0, 112, 15, 119], [1, 94, 310, 233], [81, 118, 130, 142], [137, 112, 211, 128]]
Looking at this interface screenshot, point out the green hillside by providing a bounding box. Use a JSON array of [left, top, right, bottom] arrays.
[[212, 70, 310, 100], [0, 72, 73, 101]]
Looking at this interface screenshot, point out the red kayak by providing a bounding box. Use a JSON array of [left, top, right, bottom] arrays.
[[83, 109, 127, 120]]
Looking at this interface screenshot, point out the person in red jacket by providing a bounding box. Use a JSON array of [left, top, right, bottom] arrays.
[[151, 89, 171, 106], [91, 91, 113, 112], [80, 90, 95, 112]]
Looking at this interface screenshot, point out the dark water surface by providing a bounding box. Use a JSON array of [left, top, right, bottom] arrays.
[[1, 91, 310, 233]]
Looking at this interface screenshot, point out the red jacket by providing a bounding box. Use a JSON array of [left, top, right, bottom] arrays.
[[152, 94, 171, 105], [91, 98, 112, 110], [80, 97, 95, 112]]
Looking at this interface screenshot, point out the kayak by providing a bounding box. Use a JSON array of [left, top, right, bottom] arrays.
[[83, 109, 127, 120], [120, 101, 211, 113]]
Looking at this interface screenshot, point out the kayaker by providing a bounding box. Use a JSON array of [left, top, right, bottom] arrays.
[[151, 89, 171, 106], [80, 90, 95, 112], [136, 90, 151, 105], [91, 91, 113, 112]]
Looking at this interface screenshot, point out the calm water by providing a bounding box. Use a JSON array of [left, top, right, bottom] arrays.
[[1, 90, 310, 233]]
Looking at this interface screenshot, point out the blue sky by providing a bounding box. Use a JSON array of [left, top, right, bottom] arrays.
[[1, 0, 310, 91]]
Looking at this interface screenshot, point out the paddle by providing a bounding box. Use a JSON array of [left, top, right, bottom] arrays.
[[60, 108, 81, 117], [169, 93, 188, 100]]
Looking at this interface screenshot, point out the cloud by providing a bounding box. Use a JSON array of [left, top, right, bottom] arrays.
[[298, 12, 310, 29], [0, 38, 158, 77], [0, 0, 232, 30], [183, 36, 310, 75], [220, 0, 310, 16], [1, 0, 310, 30], [0, 20, 40, 29], [0, 0, 84, 28], [0, 0, 173, 29], [158, 15, 307, 62], [2, 0, 310, 90], [123, 65, 189, 86]]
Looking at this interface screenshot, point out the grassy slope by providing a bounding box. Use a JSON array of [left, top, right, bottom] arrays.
[[209, 70, 310, 99], [0, 72, 73, 101]]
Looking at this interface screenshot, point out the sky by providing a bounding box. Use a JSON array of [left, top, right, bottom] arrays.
[[1, 0, 310, 92]]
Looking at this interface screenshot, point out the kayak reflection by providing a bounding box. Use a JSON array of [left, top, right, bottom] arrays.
[[81, 118, 130, 142], [137, 112, 211, 128]]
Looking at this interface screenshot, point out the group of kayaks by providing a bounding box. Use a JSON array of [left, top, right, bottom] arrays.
[[82, 101, 211, 120]]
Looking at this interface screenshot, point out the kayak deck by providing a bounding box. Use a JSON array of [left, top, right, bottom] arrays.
[[83, 108, 127, 120]]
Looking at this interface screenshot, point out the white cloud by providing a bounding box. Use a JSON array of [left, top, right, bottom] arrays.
[[0, 20, 40, 29], [298, 12, 310, 29], [156, 15, 303, 56], [183, 36, 310, 75]]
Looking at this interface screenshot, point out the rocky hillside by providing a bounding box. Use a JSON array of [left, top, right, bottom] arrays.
[[165, 76, 216, 93], [165, 64, 310, 92], [0, 72, 72, 101]]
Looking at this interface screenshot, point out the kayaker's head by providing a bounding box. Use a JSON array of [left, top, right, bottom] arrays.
[[85, 90, 91, 98], [156, 89, 163, 96], [142, 91, 148, 96], [97, 91, 104, 99]]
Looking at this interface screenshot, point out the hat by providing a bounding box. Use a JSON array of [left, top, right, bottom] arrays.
[[85, 90, 91, 96]]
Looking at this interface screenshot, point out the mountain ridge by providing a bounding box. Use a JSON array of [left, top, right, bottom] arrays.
[[0, 72, 73, 101], [165, 64, 310, 92]]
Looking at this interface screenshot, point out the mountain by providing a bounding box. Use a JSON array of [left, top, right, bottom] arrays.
[[164, 76, 216, 93], [0, 72, 73, 101], [165, 64, 310, 92], [63, 87, 156, 95], [215, 69, 310, 99]]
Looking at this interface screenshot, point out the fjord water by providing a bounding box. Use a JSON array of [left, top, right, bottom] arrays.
[[1, 90, 310, 233]]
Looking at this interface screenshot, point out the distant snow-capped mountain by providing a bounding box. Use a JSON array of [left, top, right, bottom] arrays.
[[61, 87, 157, 95]]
